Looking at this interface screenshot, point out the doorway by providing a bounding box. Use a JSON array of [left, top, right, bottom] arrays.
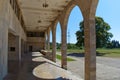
[[29, 46, 33, 52]]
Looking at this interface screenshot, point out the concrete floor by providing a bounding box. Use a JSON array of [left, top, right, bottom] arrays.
[[4, 52, 82, 80]]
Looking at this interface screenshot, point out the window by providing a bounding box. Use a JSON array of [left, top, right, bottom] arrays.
[[10, 47, 15, 51]]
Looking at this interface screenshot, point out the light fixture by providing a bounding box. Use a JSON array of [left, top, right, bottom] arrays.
[[43, 0, 48, 8], [38, 16, 41, 23], [38, 20, 41, 23]]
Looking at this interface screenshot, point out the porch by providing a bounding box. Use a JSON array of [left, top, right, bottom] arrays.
[[4, 52, 82, 80]]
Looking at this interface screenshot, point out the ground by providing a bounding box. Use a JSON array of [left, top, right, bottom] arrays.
[[64, 53, 120, 80]]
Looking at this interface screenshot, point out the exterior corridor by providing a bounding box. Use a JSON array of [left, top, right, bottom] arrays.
[[0, 0, 98, 80]]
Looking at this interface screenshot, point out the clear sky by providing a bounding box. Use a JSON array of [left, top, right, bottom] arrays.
[[51, 0, 120, 43]]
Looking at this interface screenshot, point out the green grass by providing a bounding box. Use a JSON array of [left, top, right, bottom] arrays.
[[56, 48, 120, 58], [96, 48, 120, 58], [67, 49, 84, 53], [56, 49, 84, 53], [56, 54, 75, 61]]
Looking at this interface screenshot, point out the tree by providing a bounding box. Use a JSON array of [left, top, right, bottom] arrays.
[[111, 40, 120, 48], [76, 16, 113, 48]]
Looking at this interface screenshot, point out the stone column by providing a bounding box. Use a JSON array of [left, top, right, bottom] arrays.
[[61, 26, 67, 70], [16, 36, 21, 61], [47, 29, 50, 51], [44, 32, 47, 50], [84, 17, 96, 80], [24, 41, 27, 53], [52, 26, 56, 62], [21, 39, 24, 57]]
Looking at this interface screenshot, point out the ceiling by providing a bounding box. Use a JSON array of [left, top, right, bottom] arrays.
[[18, 0, 72, 32]]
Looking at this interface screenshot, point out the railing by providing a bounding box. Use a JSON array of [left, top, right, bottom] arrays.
[[9, 0, 26, 32]]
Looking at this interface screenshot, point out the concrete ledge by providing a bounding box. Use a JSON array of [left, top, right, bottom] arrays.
[[32, 52, 83, 80], [40, 50, 52, 61]]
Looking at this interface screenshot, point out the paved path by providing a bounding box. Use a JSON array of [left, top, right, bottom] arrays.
[[66, 55, 120, 80]]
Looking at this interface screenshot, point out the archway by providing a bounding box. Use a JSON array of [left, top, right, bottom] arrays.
[[50, 30, 52, 50], [66, 5, 84, 78], [56, 22, 62, 51]]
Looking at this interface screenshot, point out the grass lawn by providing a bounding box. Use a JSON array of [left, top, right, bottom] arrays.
[[57, 49, 84, 53], [96, 48, 120, 58], [57, 48, 120, 58], [56, 54, 75, 61]]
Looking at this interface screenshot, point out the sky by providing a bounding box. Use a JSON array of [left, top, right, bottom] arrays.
[[50, 0, 120, 43]]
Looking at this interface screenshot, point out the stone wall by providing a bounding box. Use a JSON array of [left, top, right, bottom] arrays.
[[27, 37, 45, 52]]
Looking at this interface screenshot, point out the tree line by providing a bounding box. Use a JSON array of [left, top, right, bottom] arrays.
[[50, 16, 120, 49]]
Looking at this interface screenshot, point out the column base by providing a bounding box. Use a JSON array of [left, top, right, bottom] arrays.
[[62, 65, 67, 70]]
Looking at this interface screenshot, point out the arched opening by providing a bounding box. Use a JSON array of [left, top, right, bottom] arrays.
[[56, 22, 62, 51], [50, 30, 52, 50], [55, 22, 62, 63], [66, 5, 84, 78]]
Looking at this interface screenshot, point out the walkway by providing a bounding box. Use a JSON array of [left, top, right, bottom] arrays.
[[66, 53, 120, 80], [4, 52, 82, 80]]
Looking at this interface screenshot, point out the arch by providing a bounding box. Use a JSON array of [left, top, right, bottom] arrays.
[[50, 29, 52, 48], [67, 5, 83, 44], [89, 0, 99, 18], [56, 21, 62, 44], [59, 1, 84, 31]]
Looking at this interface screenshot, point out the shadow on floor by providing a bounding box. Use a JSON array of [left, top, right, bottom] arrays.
[[67, 52, 107, 58], [67, 53, 84, 57]]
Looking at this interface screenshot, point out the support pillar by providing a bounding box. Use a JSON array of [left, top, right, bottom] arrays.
[[61, 26, 67, 70], [84, 18, 96, 80], [47, 29, 50, 51], [21, 39, 24, 57], [16, 36, 21, 61], [52, 26, 56, 62], [44, 32, 47, 50], [24, 41, 27, 53]]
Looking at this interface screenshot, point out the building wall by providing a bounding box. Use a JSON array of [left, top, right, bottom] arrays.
[[8, 3, 26, 41], [0, 1, 27, 80], [8, 33, 18, 60], [27, 37, 45, 52]]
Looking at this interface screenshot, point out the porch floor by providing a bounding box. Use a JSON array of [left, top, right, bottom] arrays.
[[4, 52, 82, 80]]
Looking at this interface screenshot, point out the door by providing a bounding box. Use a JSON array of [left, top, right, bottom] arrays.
[[29, 46, 33, 52]]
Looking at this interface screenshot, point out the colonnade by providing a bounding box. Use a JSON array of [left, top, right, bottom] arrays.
[[44, 0, 98, 80]]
